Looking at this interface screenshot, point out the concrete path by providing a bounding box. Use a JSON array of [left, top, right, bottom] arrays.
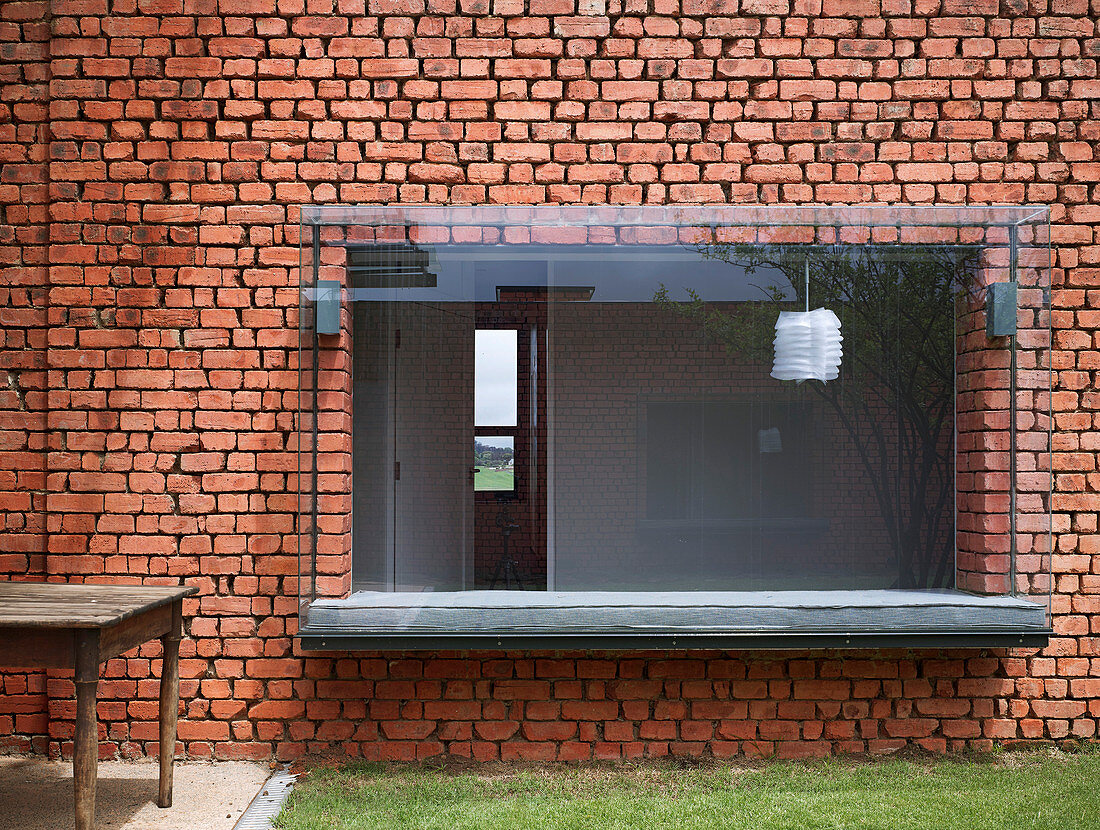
[[0, 757, 270, 830]]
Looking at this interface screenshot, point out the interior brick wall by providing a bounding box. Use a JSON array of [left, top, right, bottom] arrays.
[[0, 0, 1096, 760]]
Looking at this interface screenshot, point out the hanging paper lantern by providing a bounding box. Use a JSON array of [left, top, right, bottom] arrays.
[[771, 307, 843, 383]]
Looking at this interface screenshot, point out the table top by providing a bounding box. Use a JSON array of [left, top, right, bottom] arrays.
[[0, 582, 197, 629]]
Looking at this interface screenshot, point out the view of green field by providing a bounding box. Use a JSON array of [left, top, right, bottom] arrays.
[[474, 467, 514, 491]]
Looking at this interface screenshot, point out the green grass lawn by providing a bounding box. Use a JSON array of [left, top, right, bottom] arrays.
[[275, 751, 1099, 830], [474, 467, 514, 491]]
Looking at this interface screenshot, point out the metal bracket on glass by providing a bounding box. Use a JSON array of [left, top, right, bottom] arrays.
[[315, 279, 342, 336], [986, 281, 1017, 338]]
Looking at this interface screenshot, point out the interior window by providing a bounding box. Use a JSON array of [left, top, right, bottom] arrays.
[[474, 329, 518, 494], [474, 436, 514, 493]]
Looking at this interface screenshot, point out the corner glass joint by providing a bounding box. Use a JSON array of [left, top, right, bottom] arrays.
[[986, 281, 1017, 338]]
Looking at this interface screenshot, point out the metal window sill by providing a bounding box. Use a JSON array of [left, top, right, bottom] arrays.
[[296, 589, 1050, 651]]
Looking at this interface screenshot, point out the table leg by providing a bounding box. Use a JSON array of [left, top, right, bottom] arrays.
[[74, 630, 100, 830], [158, 600, 183, 808]]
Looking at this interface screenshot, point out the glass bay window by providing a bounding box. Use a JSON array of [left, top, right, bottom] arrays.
[[297, 206, 1052, 649]]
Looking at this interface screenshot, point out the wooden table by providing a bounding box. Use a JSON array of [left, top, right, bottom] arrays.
[[0, 583, 197, 830]]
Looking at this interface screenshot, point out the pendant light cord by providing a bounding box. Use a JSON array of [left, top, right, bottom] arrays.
[[805, 258, 810, 312]]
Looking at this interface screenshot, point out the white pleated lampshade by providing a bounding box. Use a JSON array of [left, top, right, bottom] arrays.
[[771, 308, 843, 383]]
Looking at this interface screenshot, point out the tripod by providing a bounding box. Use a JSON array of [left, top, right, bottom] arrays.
[[488, 499, 526, 590]]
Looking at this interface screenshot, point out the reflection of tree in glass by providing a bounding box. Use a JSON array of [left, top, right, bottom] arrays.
[[656, 242, 978, 589]]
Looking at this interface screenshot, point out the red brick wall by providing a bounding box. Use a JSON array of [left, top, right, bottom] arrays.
[[1, 0, 1097, 760], [0, 0, 50, 754]]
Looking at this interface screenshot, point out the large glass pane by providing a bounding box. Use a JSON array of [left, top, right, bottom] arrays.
[[313, 224, 478, 594], [392, 299, 474, 591], [545, 236, 962, 591]]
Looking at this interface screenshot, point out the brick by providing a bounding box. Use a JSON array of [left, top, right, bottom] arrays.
[[741, 0, 787, 11], [602, 81, 660, 101], [361, 59, 421, 79], [474, 721, 520, 741]]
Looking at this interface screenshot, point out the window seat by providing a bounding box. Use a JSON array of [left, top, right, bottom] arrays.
[[297, 589, 1050, 650]]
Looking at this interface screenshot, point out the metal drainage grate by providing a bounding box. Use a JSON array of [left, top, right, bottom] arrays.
[[232, 768, 297, 830]]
